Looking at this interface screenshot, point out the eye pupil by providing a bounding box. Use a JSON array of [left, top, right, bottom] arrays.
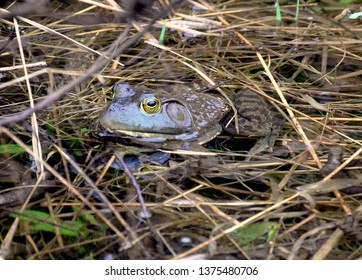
[[147, 100, 156, 107]]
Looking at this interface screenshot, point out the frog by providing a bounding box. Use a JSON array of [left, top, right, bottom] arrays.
[[94, 83, 284, 158]]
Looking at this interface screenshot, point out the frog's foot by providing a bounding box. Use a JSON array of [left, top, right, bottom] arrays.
[[245, 118, 285, 161], [244, 136, 270, 161], [111, 151, 171, 170], [97, 144, 170, 170]]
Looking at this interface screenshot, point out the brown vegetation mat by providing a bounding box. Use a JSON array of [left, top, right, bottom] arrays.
[[0, 0, 361, 260]]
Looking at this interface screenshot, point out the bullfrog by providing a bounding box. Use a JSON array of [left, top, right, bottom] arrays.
[[94, 83, 283, 157]]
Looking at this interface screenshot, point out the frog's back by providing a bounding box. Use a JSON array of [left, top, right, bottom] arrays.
[[171, 86, 230, 130], [231, 89, 272, 124]]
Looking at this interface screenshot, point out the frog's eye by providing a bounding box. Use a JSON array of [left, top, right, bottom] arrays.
[[140, 96, 161, 115]]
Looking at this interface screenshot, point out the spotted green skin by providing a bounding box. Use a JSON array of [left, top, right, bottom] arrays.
[[97, 83, 281, 150], [230, 222, 279, 246]]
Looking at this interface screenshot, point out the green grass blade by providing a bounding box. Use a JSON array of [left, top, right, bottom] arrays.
[[275, 1, 282, 24], [159, 21, 167, 44], [295, 0, 300, 22]]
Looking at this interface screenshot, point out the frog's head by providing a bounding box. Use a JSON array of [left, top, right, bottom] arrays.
[[98, 83, 199, 142]]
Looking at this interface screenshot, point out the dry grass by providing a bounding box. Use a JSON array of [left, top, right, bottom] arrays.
[[0, 0, 361, 260]]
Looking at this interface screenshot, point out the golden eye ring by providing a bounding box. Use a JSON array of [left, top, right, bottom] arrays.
[[140, 96, 161, 115]]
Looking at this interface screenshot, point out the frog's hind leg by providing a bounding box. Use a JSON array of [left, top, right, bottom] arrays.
[[244, 136, 271, 161], [245, 118, 285, 161]]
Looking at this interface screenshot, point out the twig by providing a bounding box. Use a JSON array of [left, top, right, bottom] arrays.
[[287, 222, 337, 260], [115, 153, 151, 219]]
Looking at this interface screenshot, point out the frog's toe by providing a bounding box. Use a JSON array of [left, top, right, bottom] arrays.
[[244, 135, 275, 161]]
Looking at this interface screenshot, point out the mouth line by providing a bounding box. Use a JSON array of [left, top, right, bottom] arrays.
[[106, 128, 199, 142]]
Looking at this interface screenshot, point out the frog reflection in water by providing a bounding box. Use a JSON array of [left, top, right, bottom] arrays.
[[96, 83, 284, 158]]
